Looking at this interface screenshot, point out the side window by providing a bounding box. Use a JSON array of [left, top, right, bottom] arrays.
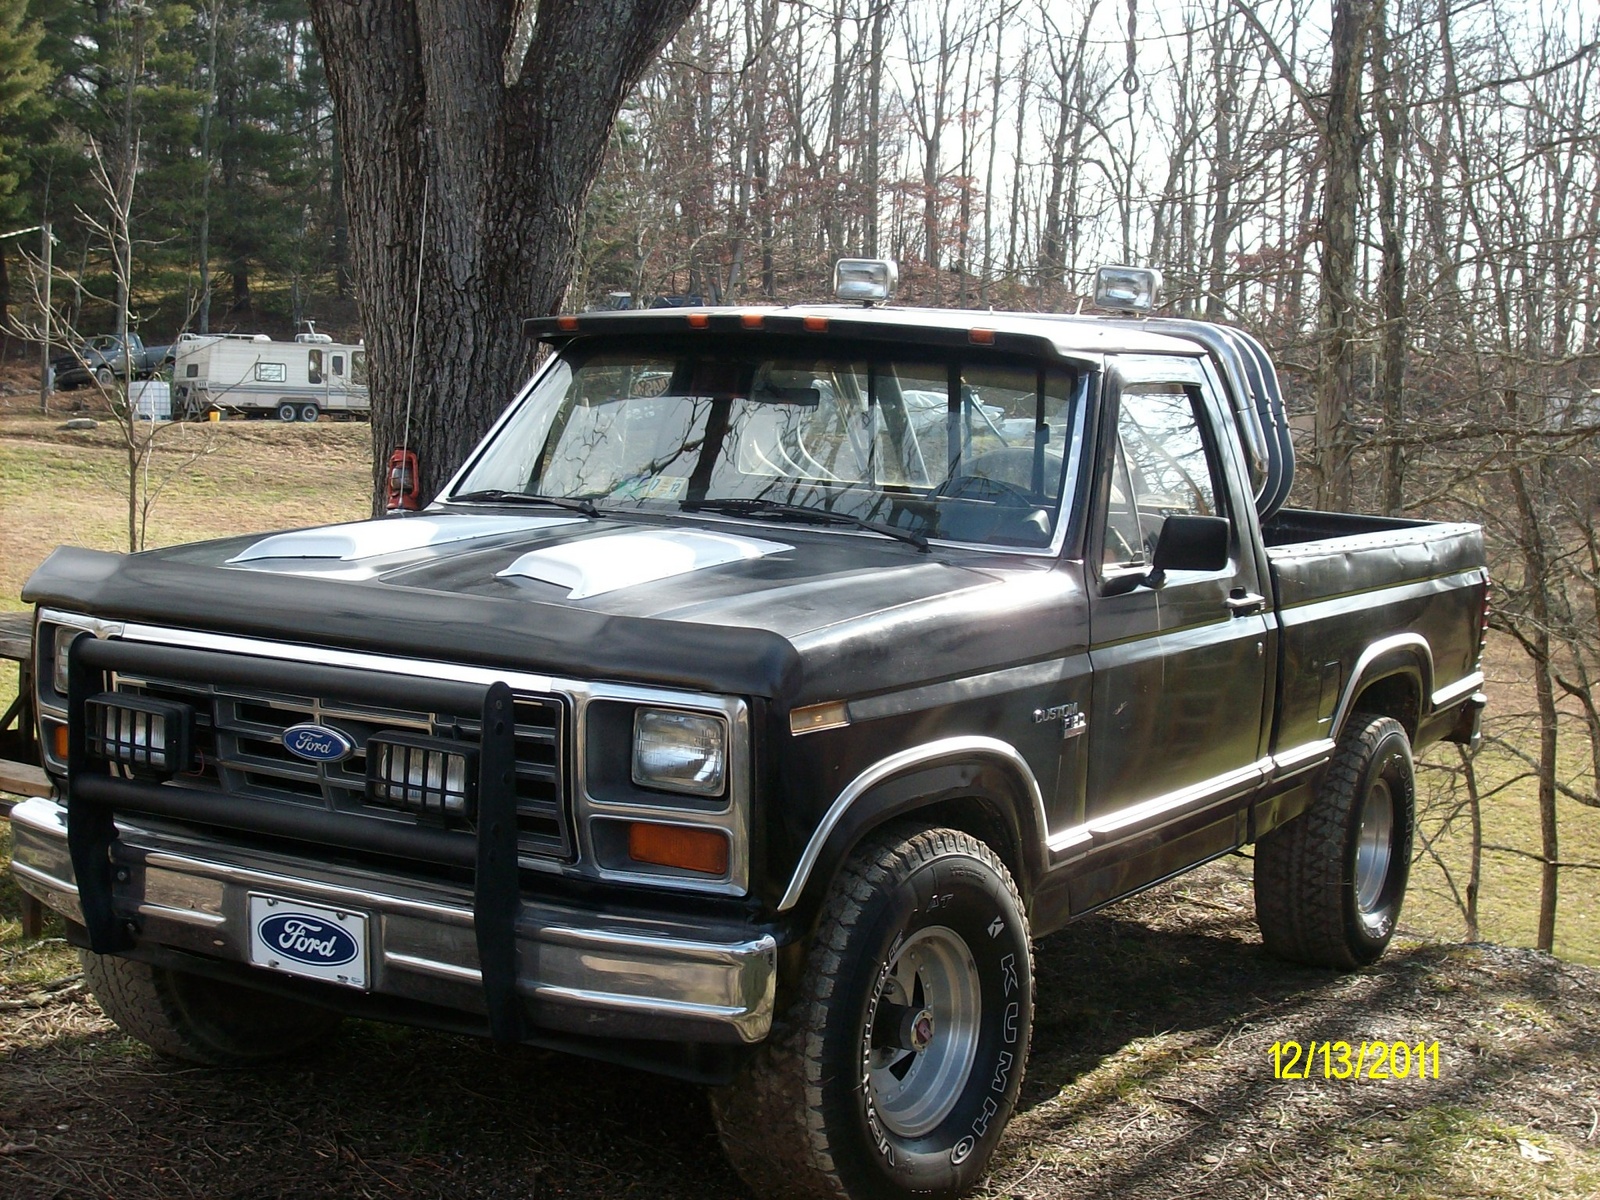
[[1102, 435, 1147, 568], [1102, 383, 1221, 568], [308, 349, 324, 384], [332, 354, 345, 376], [351, 351, 367, 386]]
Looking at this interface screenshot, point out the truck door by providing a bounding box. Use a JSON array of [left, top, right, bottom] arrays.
[[1084, 355, 1271, 839]]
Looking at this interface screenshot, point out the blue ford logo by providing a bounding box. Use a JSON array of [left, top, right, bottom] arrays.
[[257, 913, 359, 966], [282, 723, 355, 763]]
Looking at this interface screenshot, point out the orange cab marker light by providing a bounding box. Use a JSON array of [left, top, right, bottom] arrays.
[[803, 316, 829, 332], [741, 312, 765, 329], [969, 328, 996, 345], [53, 724, 69, 760], [627, 822, 729, 876], [555, 315, 579, 331], [686, 312, 710, 329]]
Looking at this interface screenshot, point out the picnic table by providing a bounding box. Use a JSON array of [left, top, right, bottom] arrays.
[[1, 609, 49, 935]]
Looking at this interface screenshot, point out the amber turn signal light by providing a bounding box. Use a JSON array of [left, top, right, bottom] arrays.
[[627, 822, 729, 876], [53, 723, 69, 760]]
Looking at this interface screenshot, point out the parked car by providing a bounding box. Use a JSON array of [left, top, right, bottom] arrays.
[[12, 262, 1487, 1200], [49, 332, 171, 389]]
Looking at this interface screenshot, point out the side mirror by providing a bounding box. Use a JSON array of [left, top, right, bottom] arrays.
[[1146, 515, 1230, 586], [1102, 514, 1230, 595]]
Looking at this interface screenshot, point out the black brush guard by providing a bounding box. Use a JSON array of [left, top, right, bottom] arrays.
[[64, 633, 530, 1044]]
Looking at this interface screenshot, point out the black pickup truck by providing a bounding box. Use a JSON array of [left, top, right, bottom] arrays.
[[49, 332, 172, 389], [11, 264, 1487, 1200]]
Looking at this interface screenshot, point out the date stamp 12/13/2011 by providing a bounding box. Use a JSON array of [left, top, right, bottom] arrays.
[[1270, 1041, 1441, 1081]]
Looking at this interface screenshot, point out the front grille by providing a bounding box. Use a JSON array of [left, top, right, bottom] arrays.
[[114, 673, 573, 863]]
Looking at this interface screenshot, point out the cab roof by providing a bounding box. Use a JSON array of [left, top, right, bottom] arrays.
[[524, 303, 1209, 361]]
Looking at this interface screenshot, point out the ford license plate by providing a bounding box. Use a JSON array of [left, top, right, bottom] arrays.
[[248, 894, 368, 989]]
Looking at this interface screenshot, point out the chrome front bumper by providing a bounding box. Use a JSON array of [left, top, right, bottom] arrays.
[[8, 796, 776, 1045]]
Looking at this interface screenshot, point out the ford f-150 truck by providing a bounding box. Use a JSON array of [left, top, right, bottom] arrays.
[[10, 263, 1487, 1200]]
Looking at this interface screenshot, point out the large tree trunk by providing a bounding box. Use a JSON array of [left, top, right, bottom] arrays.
[[307, 0, 697, 512], [1372, 0, 1407, 515], [1313, 0, 1373, 510]]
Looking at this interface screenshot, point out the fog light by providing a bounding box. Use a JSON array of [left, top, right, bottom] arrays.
[[1093, 264, 1163, 313], [833, 257, 899, 304], [84, 694, 191, 776], [627, 822, 730, 876], [367, 733, 477, 820]]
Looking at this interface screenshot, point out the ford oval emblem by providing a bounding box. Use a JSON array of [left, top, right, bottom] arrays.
[[257, 912, 359, 966], [282, 723, 356, 763]]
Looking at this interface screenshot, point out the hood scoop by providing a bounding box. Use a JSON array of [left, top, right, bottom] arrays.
[[227, 513, 581, 564], [498, 528, 792, 599]]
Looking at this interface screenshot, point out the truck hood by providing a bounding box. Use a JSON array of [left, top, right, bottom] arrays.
[[23, 510, 1073, 704]]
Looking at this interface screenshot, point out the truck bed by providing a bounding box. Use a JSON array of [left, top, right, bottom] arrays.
[[1261, 508, 1486, 756]]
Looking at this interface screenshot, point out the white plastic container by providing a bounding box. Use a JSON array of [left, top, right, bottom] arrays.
[[130, 380, 171, 421]]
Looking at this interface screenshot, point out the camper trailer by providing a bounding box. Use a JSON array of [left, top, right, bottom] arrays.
[[171, 331, 369, 421]]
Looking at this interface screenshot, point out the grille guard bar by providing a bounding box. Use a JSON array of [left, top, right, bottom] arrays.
[[64, 633, 529, 1044]]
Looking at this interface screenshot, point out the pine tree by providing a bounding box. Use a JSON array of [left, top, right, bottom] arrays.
[[0, 0, 49, 327]]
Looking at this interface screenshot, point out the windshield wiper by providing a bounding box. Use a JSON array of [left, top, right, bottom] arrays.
[[684, 497, 929, 552], [449, 489, 600, 518]]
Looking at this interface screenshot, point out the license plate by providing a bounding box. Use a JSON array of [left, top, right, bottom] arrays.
[[248, 894, 368, 989]]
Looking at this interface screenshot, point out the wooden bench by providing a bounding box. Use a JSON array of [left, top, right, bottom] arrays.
[[0, 609, 47, 936]]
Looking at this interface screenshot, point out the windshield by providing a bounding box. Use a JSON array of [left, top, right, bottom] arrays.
[[451, 337, 1083, 549]]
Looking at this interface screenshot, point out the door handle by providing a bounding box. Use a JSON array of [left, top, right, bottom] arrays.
[[1225, 590, 1266, 615]]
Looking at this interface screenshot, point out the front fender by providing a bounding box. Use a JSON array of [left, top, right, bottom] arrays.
[[775, 738, 1048, 921]]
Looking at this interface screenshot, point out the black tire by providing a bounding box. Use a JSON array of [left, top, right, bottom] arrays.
[[80, 949, 339, 1066], [711, 827, 1032, 1200], [95, 366, 116, 388], [277, 401, 298, 422], [298, 403, 320, 423], [1255, 713, 1415, 968]]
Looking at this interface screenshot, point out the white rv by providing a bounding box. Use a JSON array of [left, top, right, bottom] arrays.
[[171, 331, 369, 421]]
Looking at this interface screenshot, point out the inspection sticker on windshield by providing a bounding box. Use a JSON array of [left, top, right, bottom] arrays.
[[248, 893, 368, 989]]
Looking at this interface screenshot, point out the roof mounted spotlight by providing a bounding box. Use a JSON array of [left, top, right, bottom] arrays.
[[1093, 265, 1163, 315], [834, 258, 899, 305]]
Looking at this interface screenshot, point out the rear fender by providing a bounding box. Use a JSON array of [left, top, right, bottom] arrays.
[[1333, 634, 1433, 741]]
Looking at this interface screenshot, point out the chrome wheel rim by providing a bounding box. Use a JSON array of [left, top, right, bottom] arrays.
[[1355, 778, 1395, 916], [864, 925, 982, 1139]]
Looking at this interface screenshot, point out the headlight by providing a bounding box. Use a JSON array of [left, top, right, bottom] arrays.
[[53, 625, 78, 696], [631, 708, 726, 797]]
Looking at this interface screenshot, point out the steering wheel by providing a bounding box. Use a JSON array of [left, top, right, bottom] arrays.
[[930, 472, 1039, 507], [959, 447, 1064, 495]]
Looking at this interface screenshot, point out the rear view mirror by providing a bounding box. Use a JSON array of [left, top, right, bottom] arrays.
[[1147, 515, 1230, 585]]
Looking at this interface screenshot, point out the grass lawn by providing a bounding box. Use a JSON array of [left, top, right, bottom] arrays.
[[1, 402, 1598, 964]]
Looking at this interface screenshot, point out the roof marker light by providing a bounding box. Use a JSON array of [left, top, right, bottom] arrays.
[[555, 315, 579, 331], [740, 312, 765, 329], [803, 316, 829, 332], [686, 312, 710, 329], [969, 328, 995, 345]]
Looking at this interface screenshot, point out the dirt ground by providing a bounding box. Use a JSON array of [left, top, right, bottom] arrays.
[[3, 856, 1598, 1200]]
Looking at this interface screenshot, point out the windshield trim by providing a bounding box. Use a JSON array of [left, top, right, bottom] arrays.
[[436, 338, 1093, 559]]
